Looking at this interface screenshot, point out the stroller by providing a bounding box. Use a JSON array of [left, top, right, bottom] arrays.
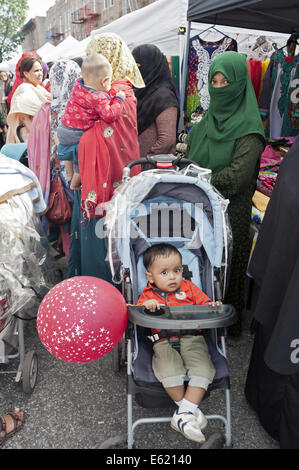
[[101, 154, 236, 449], [0, 150, 57, 393]]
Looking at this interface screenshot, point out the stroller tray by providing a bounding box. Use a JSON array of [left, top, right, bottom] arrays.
[[128, 304, 236, 330]]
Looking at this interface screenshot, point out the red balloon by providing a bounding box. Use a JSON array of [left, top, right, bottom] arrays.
[[37, 276, 128, 363]]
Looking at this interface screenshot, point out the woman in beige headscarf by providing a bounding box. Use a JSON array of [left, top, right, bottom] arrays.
[[68, 33, 144, 280], [6, 57, 51, 143], [86, 32, 145, 88]]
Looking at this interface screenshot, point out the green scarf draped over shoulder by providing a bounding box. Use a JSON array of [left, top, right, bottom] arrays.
[[186, 51, 265, 173]]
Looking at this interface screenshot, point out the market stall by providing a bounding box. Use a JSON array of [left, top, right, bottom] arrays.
[[179, 0, 298, 223], [90, 0, 289, 103], [181, 0, 299, 449], [180, 0, 298, 127]]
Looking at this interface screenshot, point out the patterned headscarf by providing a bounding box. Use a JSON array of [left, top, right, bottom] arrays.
[[86, 33, 145, 88], [49, 59, 81, 169], [49, 59, 81, 123], [7, 51, 39, 106]]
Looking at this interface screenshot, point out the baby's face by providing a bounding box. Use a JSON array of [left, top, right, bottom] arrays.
[[146, 253, 183, 293]]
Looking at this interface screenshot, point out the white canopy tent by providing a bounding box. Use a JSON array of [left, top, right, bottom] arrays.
[[44, 36, 79, 62], [90, 0, 289, 57], [0, 46, 22, 74], [91, 0, 188, 57], [0, 61, 10, 72], [36, 42, 56, 62], [67, 37, 90, 60]]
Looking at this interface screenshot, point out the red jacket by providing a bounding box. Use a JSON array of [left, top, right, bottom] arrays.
[[137, 279, 211, 307], [78, 79, 140, 221], [137, 279, 211, 339], [61, 78, 125, 130]]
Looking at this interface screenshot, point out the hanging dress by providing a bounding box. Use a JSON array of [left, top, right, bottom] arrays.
[[259, 49, 299, 137], [186, 35, 238, 120]]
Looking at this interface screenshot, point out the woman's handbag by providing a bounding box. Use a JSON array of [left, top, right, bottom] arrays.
[[47, 157, 72, 225]]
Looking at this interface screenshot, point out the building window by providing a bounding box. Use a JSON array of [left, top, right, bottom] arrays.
[[103, 0, 107, 9], [110, 0, 114, 6]]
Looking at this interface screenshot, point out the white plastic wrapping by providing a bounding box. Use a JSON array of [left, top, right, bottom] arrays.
[[104, 170, 167, 282], [0, 191, 49, 333], [104, 166, 233, 297], [181, 164, 233, 297]]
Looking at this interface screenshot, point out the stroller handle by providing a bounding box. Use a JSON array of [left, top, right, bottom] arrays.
[[128, 304, 237, 330], [122, 155, 198, 180]]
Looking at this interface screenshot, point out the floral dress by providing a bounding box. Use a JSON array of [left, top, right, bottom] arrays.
[[186, 35, 238, 120], [259, 49, 299, 137]]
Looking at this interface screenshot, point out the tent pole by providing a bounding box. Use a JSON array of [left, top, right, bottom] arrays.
[[178, 20, 191, 132]]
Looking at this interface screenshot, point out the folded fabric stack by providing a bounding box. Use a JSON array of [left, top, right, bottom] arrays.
[[252, 137, 296, 224], [256, 142, 285, 197], [252, 190, 270, 224]]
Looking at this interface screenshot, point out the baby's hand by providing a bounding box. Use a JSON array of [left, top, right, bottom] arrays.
[[143, 299, 161, 312], [208, 301, 222, 307], [116, 90, 126, 100], [70, 173, 81, 190]]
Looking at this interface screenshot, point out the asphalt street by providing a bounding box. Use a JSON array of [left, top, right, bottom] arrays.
[[0, 259, 279, 451]]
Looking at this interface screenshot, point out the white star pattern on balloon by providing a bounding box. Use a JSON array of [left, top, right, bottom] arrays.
[[37, 276, 128, 363]]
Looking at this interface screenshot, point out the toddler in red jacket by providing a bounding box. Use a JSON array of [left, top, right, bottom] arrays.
[[137, 243, 221, 444], [57, 54, 126, 190]]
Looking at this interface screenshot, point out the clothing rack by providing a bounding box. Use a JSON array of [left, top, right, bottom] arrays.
[[197, 24, 231, 39]]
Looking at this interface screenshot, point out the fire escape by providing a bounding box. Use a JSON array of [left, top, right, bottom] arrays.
[[71, 1, 101, 37], [46, 26, 64, 44]]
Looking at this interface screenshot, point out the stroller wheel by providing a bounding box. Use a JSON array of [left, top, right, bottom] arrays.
[[22, 351, 38, 394], [200, 432, 225, 449], [113, 341, 122, 372], [113, 335, 126, 372], [99, 434, 128, 449]]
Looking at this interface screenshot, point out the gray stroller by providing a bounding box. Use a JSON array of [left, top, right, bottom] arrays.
[[101, 155, 236, 449], [0, 155, 57, 394]]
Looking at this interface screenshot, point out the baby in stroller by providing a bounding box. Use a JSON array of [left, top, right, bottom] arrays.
[[137, 243, 221, 443], [102, 154, 236, 449]]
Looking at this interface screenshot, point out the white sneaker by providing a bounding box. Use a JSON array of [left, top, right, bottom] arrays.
[[194, 408, 208, 430], [170, 411, 206, 443]]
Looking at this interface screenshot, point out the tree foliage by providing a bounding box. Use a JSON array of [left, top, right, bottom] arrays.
[[0, 0, 29, 62]]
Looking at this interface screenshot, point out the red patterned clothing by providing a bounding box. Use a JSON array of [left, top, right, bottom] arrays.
[[61, 78, 125, 130], [78, 79, 140, 221], [137, 279, 211, 338]]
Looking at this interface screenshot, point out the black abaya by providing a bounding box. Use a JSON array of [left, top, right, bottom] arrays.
[[245, 135, 299, 449]]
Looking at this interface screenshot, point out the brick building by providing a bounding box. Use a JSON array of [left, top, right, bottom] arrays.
[[21, 17, 48, 52], [45, 0, 157, 44]]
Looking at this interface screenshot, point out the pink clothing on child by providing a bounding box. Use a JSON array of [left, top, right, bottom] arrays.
[[61, 78, 125, 130]]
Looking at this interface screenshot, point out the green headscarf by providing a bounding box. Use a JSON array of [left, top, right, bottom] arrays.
[[186, 51, 265, 173]]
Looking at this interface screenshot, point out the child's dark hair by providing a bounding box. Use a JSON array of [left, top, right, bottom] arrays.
[[143, 243, 182, 270]]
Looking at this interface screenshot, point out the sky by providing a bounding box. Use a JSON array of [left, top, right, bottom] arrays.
[[26, 0, 56, 21]]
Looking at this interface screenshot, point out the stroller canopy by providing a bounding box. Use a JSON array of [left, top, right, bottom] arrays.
[[104, 169, 231, 286]]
